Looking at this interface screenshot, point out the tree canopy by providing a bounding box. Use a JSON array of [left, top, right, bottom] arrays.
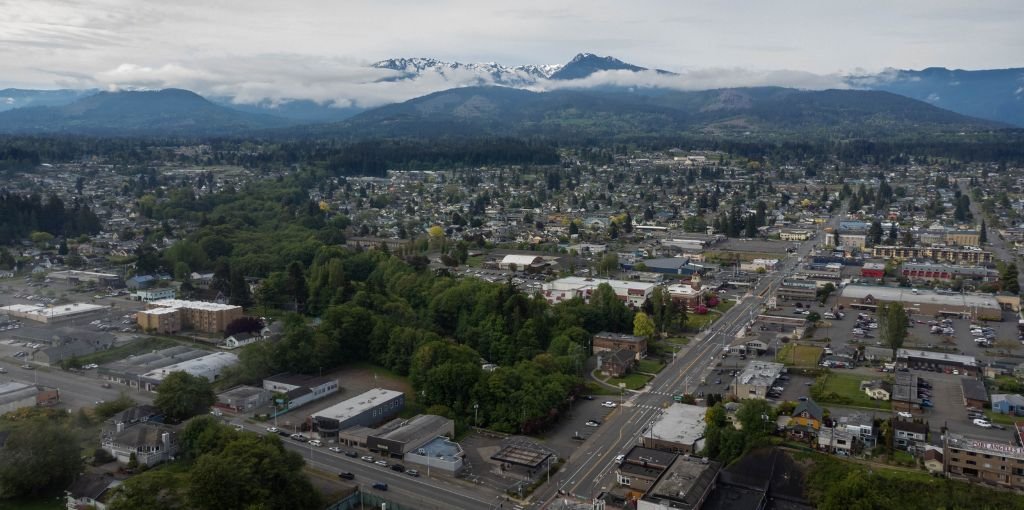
[[154, 371, 216, 421]]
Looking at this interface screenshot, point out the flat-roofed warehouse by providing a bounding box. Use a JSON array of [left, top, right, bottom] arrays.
[[366, 414, 455, 458], [641, 403, 706, 454], [731, 361, 785, 400], [310, 388, 405, 438], [139, 351, 239, 389], [1, 303, 107, 324], [837, 285, 1002, 320], [99, 346, 213, 390]]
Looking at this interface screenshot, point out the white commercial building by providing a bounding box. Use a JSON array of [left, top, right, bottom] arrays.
[[0, 303, 106, 324], [641, 403, 706, 454], [139, 351, 239, 390], [541, 277, 655, 308], [498, 254, 544, 270]]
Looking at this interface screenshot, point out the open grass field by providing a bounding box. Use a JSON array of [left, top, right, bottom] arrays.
[[637, 359, 666, 374], [777, 343, 823, 367], [812, 371, 892, 410], [607, 372, 652, 390]]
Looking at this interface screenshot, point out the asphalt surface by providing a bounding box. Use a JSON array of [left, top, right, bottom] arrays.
[[534, 217, 837, 507], [0, 356, 152, 409], [232, 420, 506, 510]]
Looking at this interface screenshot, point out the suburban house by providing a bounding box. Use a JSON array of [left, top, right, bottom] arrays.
[[593, 332, 648, 360], [100, 422, 179, 467], [861, 380, 892, 401], [923, 449, 944, 474], [744, 339, 769, 354], [837, 412, 877, 449], [600, 349, 637, 378], [787, 399, 823, 439], [817, 426, 853, 455], [893, 419, 928, 450], [221, 331, 266, 349], [991, 394, 1024, 416], [65, 474, 121, 510]]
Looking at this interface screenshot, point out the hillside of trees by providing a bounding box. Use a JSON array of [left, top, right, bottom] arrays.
[[0, 192, 101, 244]]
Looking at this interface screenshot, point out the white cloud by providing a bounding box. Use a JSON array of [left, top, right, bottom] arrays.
[[535, 68, 850, 92]]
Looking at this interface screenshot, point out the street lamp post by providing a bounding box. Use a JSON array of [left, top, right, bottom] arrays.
[[474, 403, 479, 428]]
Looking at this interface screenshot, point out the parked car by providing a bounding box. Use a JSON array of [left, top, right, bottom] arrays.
[[338, 472, 355, 480], [328, 446, 342, 453], [614, 454, 625, 464], [308, 439, 322, 447], [375, 460, 389, 467], [897, 411, 913, 419], [390, 464, 405, 472], [973, 418, 992, 428], [345, 451, 359, 458], [585, 420, 601, 427], [406, 469, 420, 477], [361, 456, 374, 462], [601, 401, 617, 408]]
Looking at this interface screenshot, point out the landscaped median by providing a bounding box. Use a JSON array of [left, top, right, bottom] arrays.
[[810, 371, 892, 410]]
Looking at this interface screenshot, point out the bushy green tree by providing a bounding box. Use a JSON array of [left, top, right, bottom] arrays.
[[154, 371, 216, 421]]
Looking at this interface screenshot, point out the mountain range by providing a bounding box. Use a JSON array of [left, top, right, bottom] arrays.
[[0, 53, 1020, 137]]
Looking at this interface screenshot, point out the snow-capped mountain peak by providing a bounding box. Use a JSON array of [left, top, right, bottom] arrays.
[[370, 53, 649, 85]]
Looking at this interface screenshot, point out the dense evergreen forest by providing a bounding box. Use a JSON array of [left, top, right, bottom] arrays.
[[2, 132, 1024, 178], [0, 192, 101, 244]]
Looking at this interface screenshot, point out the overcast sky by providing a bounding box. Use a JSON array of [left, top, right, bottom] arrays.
[[1, 0, 1021, 104]]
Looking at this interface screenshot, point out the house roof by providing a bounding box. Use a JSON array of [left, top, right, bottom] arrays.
[[893, 419, 928, 435], [793, 399, 823, 420], [607, 349, 635, 366], [111, 405, 162, 425], [111, 423, 175, 448], [992, 394, 1024, 407], [961, 378, 989, 402], [66, 474, 120, 501]]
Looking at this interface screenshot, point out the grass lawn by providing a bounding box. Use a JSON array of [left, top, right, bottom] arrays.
[[685, 313, 717, 331], [583, 381, 620, 396], [608, 372, 652, 390], [466, 255, 485, 268], [812, 372, 892, 410], [637, 359, 666, 374], [715, 300, 736, 314], [75, 336, 181, 366], [777, 344, 824, 367], [985, 411, 1018, 425], [664, 336, 691, 345]]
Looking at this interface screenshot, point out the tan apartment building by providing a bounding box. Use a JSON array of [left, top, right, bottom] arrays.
[[945, 433, 1024, 490], [137, 299, 242, 334], [870, 246, 993, 265]]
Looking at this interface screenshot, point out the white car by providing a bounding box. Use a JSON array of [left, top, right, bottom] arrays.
[[973, 418, 992, 428], [601, 401, 617, 408], [328, 446, 342, 453], [897, 411, 913, 419], [308, 439, 322, 447], [266, 427, 279, 433], [614, 454, 625, 464]]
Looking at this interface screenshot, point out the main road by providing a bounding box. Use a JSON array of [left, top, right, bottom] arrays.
[[232, 420, 507, 510], [535, 216, 838, 508]]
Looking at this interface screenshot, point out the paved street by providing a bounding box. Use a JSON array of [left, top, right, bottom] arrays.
[[0, 356, 152, 410], [534, 217, 837, 507], [232, 420, 506, 510]]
